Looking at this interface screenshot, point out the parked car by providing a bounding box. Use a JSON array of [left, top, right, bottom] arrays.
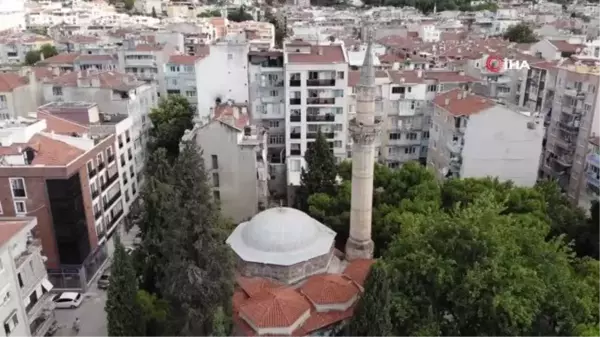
[[52, 292, 83, 309], [97, 272, 110, 290]]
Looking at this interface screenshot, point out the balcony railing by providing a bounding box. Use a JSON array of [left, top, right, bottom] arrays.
[[290, 149, 301, 156], [14, 238, 41, 268], [307, 132, 334, 139], [446, 141, 462, 154], [102, 173, 119, 191], [104, 190, 122, 211], [30, 311, 56, 337], [289, 80, 301, 87], [307, 114, 335, 122], [290, 133, 301, 139], [109, 209, 124, 228], [554, 155, 573, 167], [307, 97, 335, 105], [290, 115, 301, 122], [307, 79, 335, 87], [88, 169, 97, 178], [289, 98, 301, 105], [557, 120, 579, 133]]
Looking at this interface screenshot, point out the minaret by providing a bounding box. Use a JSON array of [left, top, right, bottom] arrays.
[[345, 27, 381, 261]]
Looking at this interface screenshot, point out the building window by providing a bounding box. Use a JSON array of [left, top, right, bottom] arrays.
[[270, 90, 278, 97], [333, 90, 344, 97], [392, 86, 405, 94], [422, 131, 430, 139], [14, 201, 26, 214], [337, 71, 344, 79], [52, 86, 63, 96], [125, 189, 130, 203], [0, 95, 6, 109], [211, 155, 218, 169], [118, 135, 123, 148], [9, 178, 26, 198], [185, 90, 196, 97], [406, 132, 418, 140], [3, 311, 19, 335], [227, 54, 233, 60], [269, 120, 279, 128], [212, 173, 220, 187], [405, 146, 417, 154], [97, 153, 103, 165], [0, 201, 2, 214], [334, 141, 342, 148], [125, 131, 131, 142]]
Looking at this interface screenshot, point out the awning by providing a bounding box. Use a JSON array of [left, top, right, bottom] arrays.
[[41, 279, 54, 293]]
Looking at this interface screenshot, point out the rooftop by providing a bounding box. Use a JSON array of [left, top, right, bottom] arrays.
[[45, 70, 142, 90], [0, 220, 29, 248], [433, 88, 496, 116], [287, 45, 346, 64]]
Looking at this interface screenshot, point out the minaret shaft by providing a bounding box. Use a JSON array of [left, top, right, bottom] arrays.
[[345, 27, 381, 261]]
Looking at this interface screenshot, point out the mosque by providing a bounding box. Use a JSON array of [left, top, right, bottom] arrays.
[[226, 32, 382, 336]]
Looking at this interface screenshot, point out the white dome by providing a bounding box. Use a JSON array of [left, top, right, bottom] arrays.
[[226, 207, 336, 266]]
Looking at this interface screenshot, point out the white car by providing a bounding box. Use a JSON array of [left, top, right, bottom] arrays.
[[52, 292, 83, 309]]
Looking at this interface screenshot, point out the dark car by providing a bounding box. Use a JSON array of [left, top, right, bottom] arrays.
[[97, 272, 110, 289]]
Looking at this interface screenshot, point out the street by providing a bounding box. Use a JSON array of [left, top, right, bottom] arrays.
[[53, 225, 139, 336]]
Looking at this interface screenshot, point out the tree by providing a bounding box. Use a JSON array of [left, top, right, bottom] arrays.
[[227, 6, 253, 22], [351, 195, 598, 335], [106, 235, 144, 336], [503, 23, 539, 43], [347, 261, 393, 336], [24, 44, 58, 65], [151, 6, 157, 17], [264, 9, 285, 47], [137, 290, 169, 336], [296, 130, 338, 212], [197, 9, 221, 17], [148, 95, 194, 159], [161, 141, 235, 335], [124, 0, 135, 10]]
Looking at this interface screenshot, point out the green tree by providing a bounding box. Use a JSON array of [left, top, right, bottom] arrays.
[[161, 141, 235, 335], [362, 195, 599, 335], [227, 6, 253, 22], [296, 130, 338, 212], [148, 95, 194, 159], [124, 0, 135, 10], [503, 23, 539, 43], [106, 235, 144, 336], [347, 261, 393, 336], [24, 44, 58, 65], [263, 9, 285, 47], [137, 290, 169, 336], [151, 6, 157, 17], [197, 9, 221, 17]]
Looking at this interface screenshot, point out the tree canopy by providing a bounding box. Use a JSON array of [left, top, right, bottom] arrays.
[[148, 95, 194, 159], [263, 9, 285, 48], [503, 23, 539, 43], [198, 9, 221, 17], [227, 6, 253, 22], [25, 44, 58, 65]]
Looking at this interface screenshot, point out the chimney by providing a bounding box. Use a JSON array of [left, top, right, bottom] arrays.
[[444, 98, 450, 105], [416, 69, 423, 78]]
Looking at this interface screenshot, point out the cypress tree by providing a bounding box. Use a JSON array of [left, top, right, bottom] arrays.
[[106, 234, 144, 336], [347, 261, 393, 336], [296, 130, 338, 211], [162, 141, 235, 335]]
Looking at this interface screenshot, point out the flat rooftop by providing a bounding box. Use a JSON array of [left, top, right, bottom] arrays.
[[41, 101, 98, 109], [94, 113, 129, 125]]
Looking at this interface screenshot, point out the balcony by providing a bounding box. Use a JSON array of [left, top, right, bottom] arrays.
[[290, 115, 301, 122], [97, 228, 106, 242], [554, 155, 573, 167], [102, 173, 119, 191], [446, 141, 462, 154], [108, 154, 115, 163], [118, 142, 123, 149], [88, 169, 97, 178], [98, 162, 105, 171], [30, 311, 56, 337], [561, 105, 580, 116], [289, 98, 301, 105], [307, 114, 335, 122], [104, 191, 122, 211], [307, 132, 334, 139], [563, 88, 578, 97], [289, 80, 301, 87], [26, 291, 54, 320], [94, 209, 102, 220], [14, 238, 42, 268], [307, 97, 335, 105], [306, 79, 335, 87], [290, 133, 301, 139], [290, 149, 301, 156], [109, 209, 124, 228], [557, 120, 580, 134]]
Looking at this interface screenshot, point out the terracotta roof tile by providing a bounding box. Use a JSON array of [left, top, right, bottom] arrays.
[[287, 45, 345, 64], [38, 53, 80, 65], [0, 73, 28, 92], [25, 133, 84, 165], [0, 221, 28, 247], [433, 88, 495, 116], [425, 70, 480, 83], [343, 259, 375, 286], [299, 306, 355, 333], [236, 276, 282, 297], [37, 110, 89, 135], [389, 70, 426, 84], [45, 70, 140, 90], [233, 289, 250, 312], [239, 287, 311, 329], [168, 54, 203, 65], [214, 104, 249, 129], [300, 274, 360, 305], [549, 40, 586, 53]]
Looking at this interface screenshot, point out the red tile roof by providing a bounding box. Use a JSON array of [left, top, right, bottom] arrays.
[[239, 287, 311, 329], [343, 259, 375, 286], [214, 104, 249, 129], [0, 221, 28, 247], [549, 40, 585, 53], [45, 70, 140, 90], [37, 110, 89, 135], [38, 53, 80, 65], [300, 274, 360, 305], [168, 54, 204, 65], [389, 70, 426, 84], [287, 45, 345, 64], [0, 73, 28, 92], [12, 133, 85, 166], [433, 88, 495, 116], [425, 70, 480, 83], [237, 276, 282, 297]]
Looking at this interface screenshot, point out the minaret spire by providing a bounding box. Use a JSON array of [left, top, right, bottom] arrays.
[[346, 23, 381, 261]]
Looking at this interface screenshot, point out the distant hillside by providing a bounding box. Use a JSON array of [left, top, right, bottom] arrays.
[[310, 0, 498, 13]]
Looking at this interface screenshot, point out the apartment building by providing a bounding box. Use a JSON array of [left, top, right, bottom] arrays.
[[0, 117, 117, 290], [247, 50, 286, 196], [283, 40, 349, 188], [0, 71, 42, 120], [118, 41, 178, 96], [427, 88, 545, 187], [227, 21, 276, 50], [37, 102, 140, 224], [41, 69, 157, 173], [539, 63, 600, 205], [0, 217, 56, 337], [0, 33, 53, 65], [185, 103, 269, 223], [165, 54, 203, 110], [583, 136, 599, 209], [0, 0, 26, 32], [530, 39, 587, 61]]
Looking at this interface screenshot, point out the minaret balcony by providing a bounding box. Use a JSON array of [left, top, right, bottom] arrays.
[[307, 97, 335, 105], [306, 79, 336, 87]]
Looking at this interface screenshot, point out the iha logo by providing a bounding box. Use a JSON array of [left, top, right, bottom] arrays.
[[485, 55, 530, 72]]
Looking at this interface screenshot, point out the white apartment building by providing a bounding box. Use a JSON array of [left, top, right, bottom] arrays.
[[165, 54, 203, 111], [0, 0, 26, 31], [283, 40, 349, 187], [427, 88, 545, 186], [418, 25, 441, 43], [0, 217, 56, 337], [195, 39, 250, 122]]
